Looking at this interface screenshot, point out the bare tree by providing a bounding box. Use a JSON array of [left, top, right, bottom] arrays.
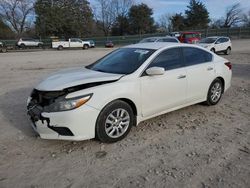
[[0, 0, 34, 35], [223, 3, 242, 27], [158, 13, 172, 32], [112, 0, 133, 17], [242, 10, 250, 27], [94, 0, 133, 36]]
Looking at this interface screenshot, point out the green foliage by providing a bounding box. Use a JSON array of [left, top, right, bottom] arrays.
[[0, 19, 15, 39], [111, 15, 130, 36], [170, 0, 210, 31], [185, 0, 210, 29], [170, 13, 186, 31], [35, 0, 93, 38], [128, 3, 155, 34]]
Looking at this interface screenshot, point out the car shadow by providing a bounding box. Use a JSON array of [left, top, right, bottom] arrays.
[[0, 87, 35, 137]]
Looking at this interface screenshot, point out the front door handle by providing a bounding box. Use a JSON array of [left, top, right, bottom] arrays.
[[178, 75, 186, 79], [207, 67, 213, 71]]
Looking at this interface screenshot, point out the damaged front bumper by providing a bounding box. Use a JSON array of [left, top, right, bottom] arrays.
[[27, 100, 100, 141]]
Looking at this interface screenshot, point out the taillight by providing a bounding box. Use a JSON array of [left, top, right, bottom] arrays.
[[225, 62, 232, 70]]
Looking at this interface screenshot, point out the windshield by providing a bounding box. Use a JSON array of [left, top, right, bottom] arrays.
[[183, 33, 201, 38], [139, 38, 157, 43], [86, 48, 155, 74], [199, 38, 217, 44]]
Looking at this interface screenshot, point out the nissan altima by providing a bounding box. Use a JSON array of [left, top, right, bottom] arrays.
[[27, 43, 232, 142]]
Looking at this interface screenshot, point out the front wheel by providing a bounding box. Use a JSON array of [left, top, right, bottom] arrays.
[[83, 44, 89, 50], [96, 100, 136, 143], [20, 43, 26, 49], [224, 47, 231, 55], [205, 79, 223, 106], [210, 48, 215, 53]]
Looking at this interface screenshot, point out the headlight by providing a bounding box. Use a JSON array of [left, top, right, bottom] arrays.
[[44, 94, 92, 112]]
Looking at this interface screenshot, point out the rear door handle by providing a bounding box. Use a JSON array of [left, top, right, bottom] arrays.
[[207, 67, 213, 71], [178, 75, 186, 79]]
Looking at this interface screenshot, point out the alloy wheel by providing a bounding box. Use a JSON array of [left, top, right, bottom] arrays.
[[105, 108, 130, 138]]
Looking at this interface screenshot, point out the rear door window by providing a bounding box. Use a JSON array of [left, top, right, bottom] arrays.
[[182, 47, 212, 66]]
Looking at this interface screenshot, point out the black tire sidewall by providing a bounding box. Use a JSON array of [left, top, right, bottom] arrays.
[[226, 47, 231, 55], [83, 44, 89, 49], [206, 79, 223, 105], [96, 100, 136, 143], [20, 44, 25, 49], [1, 48, 7, 53]]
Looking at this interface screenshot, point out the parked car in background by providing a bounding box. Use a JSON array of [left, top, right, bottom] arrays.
[[105, 41, 114, 48], [52, 38, 91, 50], [27, 42, 232, 142], [178, 32, 201, 44], [169, 32, 180, 37], [0, 41, 7, 53], [198, 36, 232, 55], [139, 36, 180, 43], [88, 40, 95, 48], [17, 38, 43, 49]]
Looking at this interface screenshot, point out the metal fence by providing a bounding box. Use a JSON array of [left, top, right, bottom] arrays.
[[1, 27, 250, 48]]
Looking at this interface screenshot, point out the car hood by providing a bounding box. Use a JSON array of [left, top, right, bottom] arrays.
[[197, 43, 212, 48], [35, 67, 123, 91]]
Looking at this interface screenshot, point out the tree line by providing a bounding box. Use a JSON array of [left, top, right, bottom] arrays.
[[0, 0, 250, 39]]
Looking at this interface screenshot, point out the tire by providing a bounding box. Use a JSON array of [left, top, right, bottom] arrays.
[[38, 43, 43, 48], [58, 45, 63, 50], [83, 44, 89, 50], [1, 47, 7, 53], [224, 47, 231, 55], [210, 48, 215, 53], [96, 100, 136, 143], [205, 78, 223, 106], [20, 43, 26, 49]]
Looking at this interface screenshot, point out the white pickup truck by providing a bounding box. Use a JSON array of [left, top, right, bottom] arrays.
[[52, 38, 91, 50]]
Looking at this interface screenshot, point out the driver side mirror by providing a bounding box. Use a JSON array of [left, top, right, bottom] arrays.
[[215, 41, 220, 44], [146, 67, 165, 76]]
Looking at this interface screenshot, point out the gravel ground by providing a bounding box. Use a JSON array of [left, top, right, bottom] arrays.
[[0, 40, 249, 188]]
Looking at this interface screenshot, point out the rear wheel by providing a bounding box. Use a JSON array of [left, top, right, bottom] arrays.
[[96, 100, 136, 143], [58, 45, 63, 50], [224, 47, 231, 55], [38, 43, 43, 48], [205, 79, 223, 106], [1, 47, 7, 53]]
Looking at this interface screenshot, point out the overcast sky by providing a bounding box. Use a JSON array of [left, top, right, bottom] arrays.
[[90, 0, 250, 20]]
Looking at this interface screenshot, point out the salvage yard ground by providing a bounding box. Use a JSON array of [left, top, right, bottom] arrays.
[[0, 40, 250, 188]]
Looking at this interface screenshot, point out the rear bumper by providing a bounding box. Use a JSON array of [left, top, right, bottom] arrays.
[[28, 104, 100, 141]]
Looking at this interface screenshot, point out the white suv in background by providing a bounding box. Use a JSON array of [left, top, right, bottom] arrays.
[[198, 36, 232, 55], [17, 38, 43, 49]]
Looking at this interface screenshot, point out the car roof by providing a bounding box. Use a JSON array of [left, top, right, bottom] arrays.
[[206, 36, 230, 39], [124, 42, 195, 50], [181, 32, 201, 34], [143, 36, 177, 40]]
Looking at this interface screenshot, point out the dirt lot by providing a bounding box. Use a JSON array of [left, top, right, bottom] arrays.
[[0, 40, 249, 188]]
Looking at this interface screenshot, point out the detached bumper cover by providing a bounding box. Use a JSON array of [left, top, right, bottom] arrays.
[[28, 104, 100, 141]]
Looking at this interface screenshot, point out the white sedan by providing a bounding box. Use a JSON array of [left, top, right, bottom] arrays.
[[27, 43, 232, 142]]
